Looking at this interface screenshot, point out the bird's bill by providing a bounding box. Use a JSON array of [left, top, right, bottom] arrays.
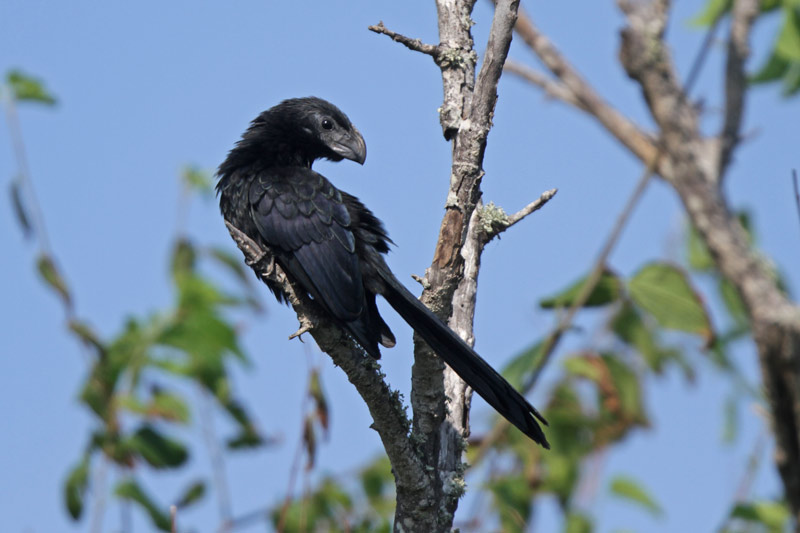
[[329, 128, 367, 165]]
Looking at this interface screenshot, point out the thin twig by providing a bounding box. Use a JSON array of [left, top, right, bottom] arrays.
[[200, 389, 233, 530], [170, 505, 178, 533], [89, 457, 109, 533], [485, 188, 557, 241], [276, 364, 314, 533], [505, 61, 581, 107], [368, 22, 440, 58], [793, 170, 800, 232], [508, 5, 659, 167], [2, 94, 53, 253], [715, 431, 767, 532], [719, 0, 760, 177]]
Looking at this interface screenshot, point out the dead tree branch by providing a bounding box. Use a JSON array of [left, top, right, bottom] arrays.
[[223, 222, 427, 502], [508, 6, 660, 168], [372, 1, 553, 531], [719, 0, 759, 177], [368, 22, 441, 58], [618, 0, 800, 522], [508, 0, 800, 521]]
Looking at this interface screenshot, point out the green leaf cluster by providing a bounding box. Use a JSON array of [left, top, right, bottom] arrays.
[[692, 0, 800, 95], [4, 69, 57, 105], [271, 456, 395, 533], [478, 212, 776, 532], [61, 206, 266, 530]]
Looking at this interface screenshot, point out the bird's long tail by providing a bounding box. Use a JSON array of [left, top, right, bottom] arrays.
[[378, 269, 550, 448]]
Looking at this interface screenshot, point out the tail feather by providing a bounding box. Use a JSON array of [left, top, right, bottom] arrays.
[[379, 270, 549, 448]]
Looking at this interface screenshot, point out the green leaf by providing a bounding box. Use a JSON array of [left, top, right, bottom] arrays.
[[175, 480, 206, 508], [611, 304, 695, 381], [303, 414, 317, 470], [718, 277, 748, 329], [127, 425, 188, 469], [628, 262, 713, 342], [782, 58, 800, 95], [686, 223, 714, 271], [609, 475, 663, 516], [309, 369, 329, 433], [182, 166, 213, 195], [171, 238, 196, 279], [207, 246, 252, 285], [563, 356, 603, 381], [9, 179, 33, 238], [722, 394, 739, 443], [751, 50, 791, 84], [226, 429, 264, 449], [540, 269, 622, 309], [776, 5, 800, 61], [749, 6, 800, 96], [68, 319, 106, 355], [731, 500, 790, 531], [37, 253, 72, 309], [564, 512, 593, 533], [158, 274, 248, 384], [64, 456, 90, 519], [151, 391, 191, 423], [690, 0, 732, 26], [489, 474, 534, 533], [115, 479, 171, 531], [360, 456, 393, 505], [224, 400, 265, 449], [602, 354, 648, 424], [6, 69, 57, 105], [118, 391, 190, 423]]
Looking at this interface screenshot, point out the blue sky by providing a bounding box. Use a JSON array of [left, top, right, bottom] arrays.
[[2, 1, 799, 532]]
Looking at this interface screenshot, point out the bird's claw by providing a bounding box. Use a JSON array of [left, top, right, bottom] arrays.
[[288, 322, 312, 341]]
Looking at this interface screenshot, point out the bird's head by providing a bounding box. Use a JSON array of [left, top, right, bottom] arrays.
[[263, 97, 367, 166]]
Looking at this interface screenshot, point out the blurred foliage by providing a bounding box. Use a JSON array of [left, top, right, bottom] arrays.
[[458, 211, 779, 532], [271, 456, 395, 533], [4, 69, 57, 105], [692, 0, 800, 95], [60, 230, 268, 529], [4, 76, 273, 529]]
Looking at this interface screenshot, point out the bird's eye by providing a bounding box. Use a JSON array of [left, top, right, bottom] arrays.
[[321, 119, 334, 130]]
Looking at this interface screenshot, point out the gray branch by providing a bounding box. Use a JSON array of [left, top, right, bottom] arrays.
[[381, 0, 527, 530], [617, 1, 800, 522], [368, 22, 441, 59], [222, 222, 426, 498], [507, 0, 800, 521], [719, 0, 759, 177], [483, 188, 558, 242], [509, 6, 661, 170]]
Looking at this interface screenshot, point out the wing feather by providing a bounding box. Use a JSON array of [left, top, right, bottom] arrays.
[[249, 167, 364, 322]]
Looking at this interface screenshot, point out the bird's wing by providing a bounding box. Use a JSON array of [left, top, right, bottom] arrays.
[[249, 167, 364, 322]]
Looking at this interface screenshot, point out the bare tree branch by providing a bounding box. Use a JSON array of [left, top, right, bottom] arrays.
[[483, 187, 558, 242], [617, 2, 800, 521], [383, 0, 528, 530], [223, 222, 426, 501], [719, 0, 759, 177], [794, 169, 800, 231], [509, 6, 660, 168], [505, 60, 581, 107], [368, 22, 441, 58]]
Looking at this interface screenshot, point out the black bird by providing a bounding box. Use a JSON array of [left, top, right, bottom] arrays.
[[216, 97, 549, 448]]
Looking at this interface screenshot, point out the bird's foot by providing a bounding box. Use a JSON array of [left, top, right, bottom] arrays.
[[288, 321, 312, 342]]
